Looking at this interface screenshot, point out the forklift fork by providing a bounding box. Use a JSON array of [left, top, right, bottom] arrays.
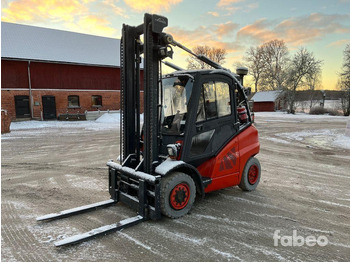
[[36, 159, 162, 247]]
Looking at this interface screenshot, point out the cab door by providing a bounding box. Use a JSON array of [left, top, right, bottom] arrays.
[[183, 74, 239, 169]]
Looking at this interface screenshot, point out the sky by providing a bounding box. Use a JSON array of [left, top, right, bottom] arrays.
[[1, 0, 350, 90]]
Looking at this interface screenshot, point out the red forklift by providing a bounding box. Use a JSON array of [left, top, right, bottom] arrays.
[[37, 13, 260, 246]]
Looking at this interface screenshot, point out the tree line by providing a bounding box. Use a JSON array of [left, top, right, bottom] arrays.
[[186, 41, 350, 115]]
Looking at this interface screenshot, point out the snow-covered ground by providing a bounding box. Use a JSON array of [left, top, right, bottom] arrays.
[[255, 111, 349, 121], [3, 111, 350, 149], [257, 112, 350, 150], [5, 113, 123, 133], [2, 110, 349, 261], [273, 129, 350, 150], [7, 111, 348, 131], [6, 113, 144, 132]]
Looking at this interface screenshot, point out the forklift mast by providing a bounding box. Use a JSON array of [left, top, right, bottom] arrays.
[[121, 13, 171, 174]]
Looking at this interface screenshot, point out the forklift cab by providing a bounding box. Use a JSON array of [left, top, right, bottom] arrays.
[[159, 70, 252, 168]]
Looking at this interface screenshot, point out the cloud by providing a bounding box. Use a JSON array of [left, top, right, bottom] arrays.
[[1, 0, 118, 37], [246, 2, 258, 11], [276, 13, 350, 46], [167, 25, 242, 53], [208, 11, 219, 17], [214, 21, 239, 39], [237, 18, 277, 43], [167, 25, 250, 71], [99, 0, 128, 18], [65, 15, 116, 37], [327, 39, 350, 47], [123, 0, 183, 12], [224, 6, 242, 15], [1, 0, 87, 23], [217, 0, 245, 7], [165, 25, 243, 70], [237, 13, 350, 46]]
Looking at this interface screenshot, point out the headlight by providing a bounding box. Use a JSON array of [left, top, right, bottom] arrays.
[[167, 144, 178, 159], [167, 143, 181, 159]]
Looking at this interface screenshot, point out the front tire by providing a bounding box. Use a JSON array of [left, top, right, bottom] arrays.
[[160, 172, 196, 218], [239, 157, 261, 191]]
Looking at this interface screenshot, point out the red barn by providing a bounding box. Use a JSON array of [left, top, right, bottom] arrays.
[[251, 91, 282, 112], [1, 22, 143, 120]]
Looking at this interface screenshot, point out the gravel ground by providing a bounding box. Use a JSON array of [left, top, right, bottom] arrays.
[[1, 114, 350, 261]]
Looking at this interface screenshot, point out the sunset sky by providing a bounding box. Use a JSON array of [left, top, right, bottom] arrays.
[[2, 0, 350, 90]]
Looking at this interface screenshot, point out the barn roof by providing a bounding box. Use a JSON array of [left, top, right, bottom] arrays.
[[251, 91, 282, 102], [1, 22, 120, 67]]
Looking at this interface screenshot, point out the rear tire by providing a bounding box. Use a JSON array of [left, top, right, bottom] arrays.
[[239, 157, 261, 191], [160, 172, 196, 218]]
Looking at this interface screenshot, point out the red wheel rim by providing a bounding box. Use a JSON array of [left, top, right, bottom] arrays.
[[248, 164, 259, 185], [170, 183, 190, 210]]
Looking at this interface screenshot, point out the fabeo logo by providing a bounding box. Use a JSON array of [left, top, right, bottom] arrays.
[[273, 230, 329, 247]]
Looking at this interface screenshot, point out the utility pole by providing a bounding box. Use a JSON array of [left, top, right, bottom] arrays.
[[320, 90, 326, 108], [27, 61, 34, 119]]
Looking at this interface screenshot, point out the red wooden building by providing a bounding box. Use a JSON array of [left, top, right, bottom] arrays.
[[1, 22, 142, 121], [250, 91, 282, 112]]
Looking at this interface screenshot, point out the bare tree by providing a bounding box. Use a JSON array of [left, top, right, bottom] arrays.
[[187, 45, 226, 69], [260, 39, 290, 91], [286, 48, 322, 114], [337, 79, 350, 116], [244, 46, 264, 93], [341, 44, 350, 86], [305, 70, 322, 110], [338, 44, 350, 116]]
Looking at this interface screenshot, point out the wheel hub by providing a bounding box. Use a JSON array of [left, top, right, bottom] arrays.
[[170, 183, 190, 210], [248, 164, 259, 185]]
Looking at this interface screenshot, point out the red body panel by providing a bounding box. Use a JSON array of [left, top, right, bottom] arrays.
[[198, 125, 260, 193]]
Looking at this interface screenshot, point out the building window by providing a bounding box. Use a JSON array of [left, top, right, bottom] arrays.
[[68, 95, 80, 108], [92, 95, 102, 107]]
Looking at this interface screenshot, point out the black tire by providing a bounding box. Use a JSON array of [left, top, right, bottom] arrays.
[[239, 157, 261, 191], [160, 172, 196, 219]]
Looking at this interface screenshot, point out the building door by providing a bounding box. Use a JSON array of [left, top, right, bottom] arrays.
[[15, 95, 30, 118], [42, 96, 56, 120]]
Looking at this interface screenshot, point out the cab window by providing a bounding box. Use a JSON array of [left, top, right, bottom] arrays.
[[196, 81, 231, 122]]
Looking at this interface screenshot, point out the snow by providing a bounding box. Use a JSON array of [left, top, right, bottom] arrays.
[[255, 111, 349, 121], [251, 91, 282, 102], [3, 111, 349, 150], [95, 113, 120, 123], [255, 112, 350, 149], [155, 159, 185, 175], [107, 161, 158, 183], [318, 200, 350, 209], [3, 113, 144, 136], [264, 137, 291, 144], [210, 248, 243, 261], [2, 113, 121, 137], [2, 22, 120, 67], [276, 129, 350, 149], [277, 129, 333, 141], [119, 232, 153, 251]]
